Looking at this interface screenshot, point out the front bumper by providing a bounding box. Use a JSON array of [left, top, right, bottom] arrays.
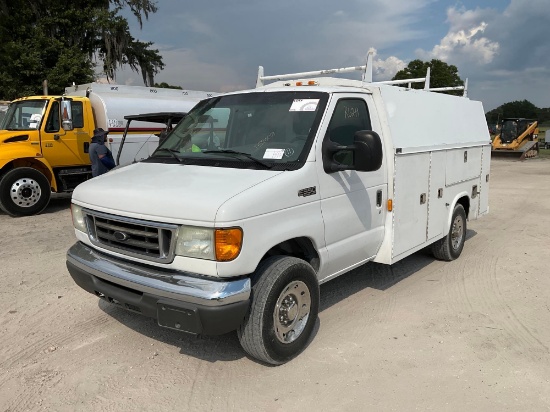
[[66, 242, 251, 335]]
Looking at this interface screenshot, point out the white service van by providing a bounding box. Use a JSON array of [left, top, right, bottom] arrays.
[[66, 55, 491, 365]]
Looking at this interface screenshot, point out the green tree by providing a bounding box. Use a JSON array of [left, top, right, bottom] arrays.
[[154, 82, 183, 90], [485, 100, 539, 124], [392, 59, 464, 95], [0, 0, 164, 100]]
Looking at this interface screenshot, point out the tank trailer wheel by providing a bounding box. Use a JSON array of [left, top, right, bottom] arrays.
[[237, 256, 320, 365], [432, 203, 467, 261], [0, 168, 51, 217]]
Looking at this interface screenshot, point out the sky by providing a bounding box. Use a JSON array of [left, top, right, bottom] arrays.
[[113, 0, 550, 112]]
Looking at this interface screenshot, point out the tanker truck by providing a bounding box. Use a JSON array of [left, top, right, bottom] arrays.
[[0, 83, 215, 216]]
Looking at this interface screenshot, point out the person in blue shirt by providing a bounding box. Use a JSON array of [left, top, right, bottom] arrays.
[[89, 128, 116, 177]]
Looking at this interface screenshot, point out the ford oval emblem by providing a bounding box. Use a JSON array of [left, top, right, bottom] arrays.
[[113, 231, 130, 241]]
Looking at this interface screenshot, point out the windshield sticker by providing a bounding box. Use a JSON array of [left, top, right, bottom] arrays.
[[289, 99, 319, 112], [263, 148, 285, 159]]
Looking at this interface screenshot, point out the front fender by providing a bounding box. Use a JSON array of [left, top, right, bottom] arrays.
[[0, 146, 57, 191]]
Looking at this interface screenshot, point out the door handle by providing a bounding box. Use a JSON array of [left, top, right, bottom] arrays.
[[376, 190, 382, 207]]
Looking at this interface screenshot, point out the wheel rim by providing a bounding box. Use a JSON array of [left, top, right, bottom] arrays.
[[9, 177, 42, 208], [273, 280, 311, 344], [451, 214, 464, 250]]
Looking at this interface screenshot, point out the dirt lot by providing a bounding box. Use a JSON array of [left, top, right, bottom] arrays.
[[1, 158, 550, 411]]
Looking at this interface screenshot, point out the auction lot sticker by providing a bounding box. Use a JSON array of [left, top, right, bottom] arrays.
[[263, 148, 285, 159], [289, 99, 319, 112]]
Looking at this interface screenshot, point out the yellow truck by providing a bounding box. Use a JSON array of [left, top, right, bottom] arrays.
[[0, 84, 214, 216]]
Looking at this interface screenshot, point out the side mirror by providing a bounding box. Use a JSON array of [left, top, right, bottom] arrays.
[[322, 130, 383, 173], [60, 99, 74, 131], [353, 130, 383, 172]]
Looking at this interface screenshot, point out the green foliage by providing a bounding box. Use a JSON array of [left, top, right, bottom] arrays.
[[153, 82, 183, 90], [392, 59, 464, 95], [485, 100, 550, 125], [0, 0, 164, 100]]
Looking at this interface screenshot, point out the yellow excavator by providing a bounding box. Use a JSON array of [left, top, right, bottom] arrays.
[[491, 118, 539, 159]]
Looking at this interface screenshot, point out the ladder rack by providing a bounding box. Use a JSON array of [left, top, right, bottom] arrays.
[[256, 50, 468, 97]]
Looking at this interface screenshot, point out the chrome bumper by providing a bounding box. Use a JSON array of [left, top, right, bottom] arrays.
[[66, 242, 251, 307]]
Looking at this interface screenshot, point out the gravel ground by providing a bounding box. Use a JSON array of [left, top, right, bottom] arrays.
[[1, 158, 549, 411]]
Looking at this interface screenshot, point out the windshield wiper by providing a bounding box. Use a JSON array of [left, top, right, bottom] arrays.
[[203, 149, 273, 168], [153, 148, 186, 163]]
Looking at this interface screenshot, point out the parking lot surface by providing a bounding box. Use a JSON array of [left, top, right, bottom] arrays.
[[1, 158, 549, 411]]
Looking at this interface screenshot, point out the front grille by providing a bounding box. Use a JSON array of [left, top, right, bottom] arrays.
[[84, 210, 178, 263]]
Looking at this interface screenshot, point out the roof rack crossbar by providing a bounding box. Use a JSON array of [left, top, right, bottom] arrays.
[[373, 77, 427, 86], [256, 50, 468, 97], [257, 65, 367, 86]]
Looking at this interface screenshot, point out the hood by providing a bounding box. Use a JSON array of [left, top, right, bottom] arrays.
[[72, 162, 283, 223]]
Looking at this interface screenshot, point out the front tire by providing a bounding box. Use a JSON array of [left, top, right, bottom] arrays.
[[0, 168, 51, 217], [238, 256, 320, 365], [432, 203, 466, 261]]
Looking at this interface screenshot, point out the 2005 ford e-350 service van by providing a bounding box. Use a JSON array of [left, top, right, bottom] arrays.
[[66, 54, 490, 365]]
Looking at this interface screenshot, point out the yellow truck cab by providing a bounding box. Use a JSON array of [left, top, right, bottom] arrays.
[[0, 95, 93, 216], [0, 84, 215, 216]]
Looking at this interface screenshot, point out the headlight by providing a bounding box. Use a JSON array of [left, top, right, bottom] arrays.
[[71, 203, 87, 233], [175, 226, 243, 261], [175, 227, 215, 260]]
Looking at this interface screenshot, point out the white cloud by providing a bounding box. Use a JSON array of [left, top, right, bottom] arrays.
[[369, 48, 406, 81], [417, 6, 499, 65]]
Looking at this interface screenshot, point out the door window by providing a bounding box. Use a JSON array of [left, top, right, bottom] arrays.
[[326, 98, 372, 166], [71, 101, 84, 128], [45, 102, 60, 132]]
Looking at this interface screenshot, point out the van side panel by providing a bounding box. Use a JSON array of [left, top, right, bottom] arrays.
[[378, 86, 489, 150]]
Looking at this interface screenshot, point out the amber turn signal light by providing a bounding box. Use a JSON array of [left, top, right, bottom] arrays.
[[215, 228, 243, 261]]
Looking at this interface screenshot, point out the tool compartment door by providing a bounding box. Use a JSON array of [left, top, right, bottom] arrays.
[[392, 153, 430, 258], [427, 150, 447, 241], [445, 147, 482, 186], [478, 145, 491, 215]]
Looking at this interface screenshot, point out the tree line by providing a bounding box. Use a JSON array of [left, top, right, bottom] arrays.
[[485, 100, 550, 126], [0, 0, 164, 100]]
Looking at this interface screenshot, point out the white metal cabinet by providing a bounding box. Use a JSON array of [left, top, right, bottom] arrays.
[[445, 147, 482, 186], [427, 150, 447, 241], [392, 153, 430, 258], [478, 145, 491, 216]]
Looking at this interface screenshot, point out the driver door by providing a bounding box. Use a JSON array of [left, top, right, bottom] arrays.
[[40, 100, 90, 167], [316, 94, 387, 280]]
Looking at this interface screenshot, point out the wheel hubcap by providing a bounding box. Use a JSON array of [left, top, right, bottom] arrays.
[[10, 178, 42, 208], [273, 280, 311, 344], [451, 214, 464, 250]]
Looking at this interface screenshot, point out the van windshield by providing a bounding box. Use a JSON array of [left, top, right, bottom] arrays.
[[1, 100, 48, 131], [151, 91, 328, 170]]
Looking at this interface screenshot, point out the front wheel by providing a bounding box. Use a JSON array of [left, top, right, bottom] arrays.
[[432, 203, 467, 261], [238, 256, 320, 365], [0, 167, 51, 217]]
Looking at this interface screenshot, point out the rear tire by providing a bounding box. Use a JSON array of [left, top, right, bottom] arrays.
[[237, 256, 319, 365], [432, 204, 466, 261], [0, 167, 51, 217]]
